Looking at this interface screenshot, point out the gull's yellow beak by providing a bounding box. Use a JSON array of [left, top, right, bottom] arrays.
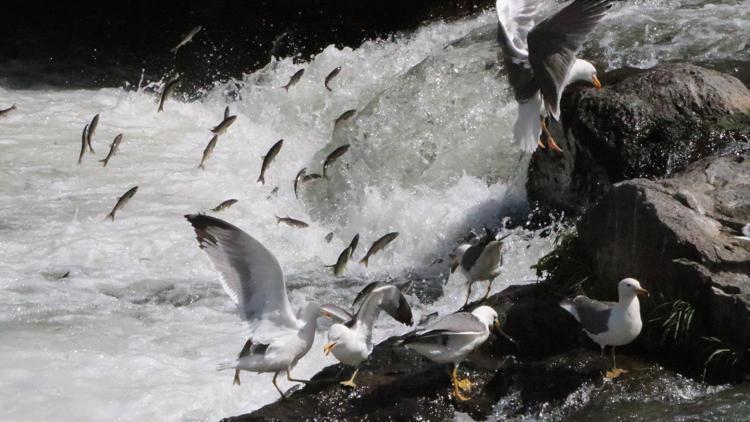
[[592, 75, 602, 90], [636, 287, 649, 297], [323, 342, 338, 355]]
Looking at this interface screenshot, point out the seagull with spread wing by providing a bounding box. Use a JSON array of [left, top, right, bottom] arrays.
[[185, 214, 321, 398], [496, 0, 612, 152], [322, 282, 413, 388]]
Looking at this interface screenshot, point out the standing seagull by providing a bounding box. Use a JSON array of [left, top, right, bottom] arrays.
[[185, 214, 321, 397], [323, 282, 413, 388], [496, 0, 611, 152], [402, 306, 500, 401], [560, 278, 648, 379], [450, 230, 506, 307]]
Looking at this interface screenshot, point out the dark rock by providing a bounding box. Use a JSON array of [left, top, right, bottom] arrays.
[[528, 63, 750, 215]]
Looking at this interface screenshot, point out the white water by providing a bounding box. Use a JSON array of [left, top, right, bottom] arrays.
[[1, 1, 748, 420]]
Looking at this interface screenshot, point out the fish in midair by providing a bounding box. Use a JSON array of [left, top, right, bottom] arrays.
[[86, 114, 99, 154], [211, 115, 237, 135], [275, 215, 309, 228], [266, 186, 279, 200], [334, 109, 356, 128], [211, 199, 238, 212], [324, 66, 341, 91], [257, 139, 283, 184], [158, 76, 180, 112], [224, 106, 231, 120], [99, 134, 123, 167], [347, 233, 359, 258], [360, 232, 399, 267], [301, 173, 322, 183], [323, 144, 350, 178], [199, 135, 219, 170], [282, 69, 304, 91], [294, 168, 307, 199], [171, 25, 202, 54], [327, 245, 351, 276], [106, 186, 138, 221], [0, 104, 16, 117], [78, 124, 89, 165], [269, 29, 292, 61], [325, 232, 334, 243]]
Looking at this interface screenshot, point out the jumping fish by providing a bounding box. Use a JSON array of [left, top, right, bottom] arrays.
[[211, 115, 237, 135], [106, 186, 138, 221], [323, 144, 350, 178], [211, 199, 238, 212], [0, 104, 16, 117], [275, 215, 309, 228], [78, 124, 89, 164], [324, 67, 341, 91], [266, 186, 279, 200], [334, 109, 356, 127], [99, 134, 123, 167], [171, 25, 202, 54], [327, 245, 351, 276], [359, 232, 399, 267], [257, 139, 283, 184], [325, 232, 334, 243], [86, 114, 99, 154], [294, 167, 307, 199], [158, 77, 180, 112], [301, 173, 322, 183], [282, 69, 304, 91], [199, 135, 219, 170]]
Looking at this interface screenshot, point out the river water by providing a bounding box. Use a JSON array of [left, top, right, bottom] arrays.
[[1, 0, 748, 420]]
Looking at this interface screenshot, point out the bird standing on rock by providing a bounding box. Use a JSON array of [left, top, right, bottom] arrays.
[[450, 230, 506, 307]]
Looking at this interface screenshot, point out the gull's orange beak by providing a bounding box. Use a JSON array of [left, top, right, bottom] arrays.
[[636, 287, 649, 297], [323, 342, 338, 355], [592, 75, 602, 90]]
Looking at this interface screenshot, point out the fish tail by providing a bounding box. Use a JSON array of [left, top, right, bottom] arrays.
[[325, 85, 332, 92], [257, 175, 265, 185], [158, 103, 164, 112], [106, 211, 115, 221], [359, 256, 369, 267], [274, 215, 281, 224], [198, 163, 205, 171], [282, 85, 289, 91], [233, 369, 241, 386], [99, 158, 108, 167]]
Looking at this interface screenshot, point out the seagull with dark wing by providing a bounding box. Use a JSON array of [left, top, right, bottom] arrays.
[[401, 306, 500, 401], [322, 282, 413, 388], [450, 229, 507, 307], [185, 214, 321, 398], [496, 0, 612, 152]]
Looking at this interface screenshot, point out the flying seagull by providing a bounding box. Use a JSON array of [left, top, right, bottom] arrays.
[[496, 0, 611, 152], [560, 278, 648, 379], [450, 229, 507, 307], [185, 214, 321, 398], [323, 282, 413, 388], [401, 306, 500, 401]]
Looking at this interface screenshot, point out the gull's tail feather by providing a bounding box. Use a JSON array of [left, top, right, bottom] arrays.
[[513, 98, 543, 153], [559, 299, 580, 322], [216, 361, 237, 372]]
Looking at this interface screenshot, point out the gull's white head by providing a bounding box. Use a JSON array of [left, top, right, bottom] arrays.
[[571, 59, 602, 90], [323, 323, 351, 355], [618, 278, 649, 300], [471, 305, 499, 330]]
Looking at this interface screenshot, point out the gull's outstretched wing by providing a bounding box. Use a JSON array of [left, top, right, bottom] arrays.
[[320, 303, 354, 324], [351, 282, 413, 338], [527, 0, 612, 119], [186, 214, 297, 329], [496, 0, 541, 101]]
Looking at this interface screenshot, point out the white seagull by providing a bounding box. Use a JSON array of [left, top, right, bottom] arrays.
[[496, 0, 611, 152], [560, 278, 649, 379], [450, 230, 506, 307], [402, 306, 500, 401], [323, 282, 413, 388], [185, 214, 321, 398]]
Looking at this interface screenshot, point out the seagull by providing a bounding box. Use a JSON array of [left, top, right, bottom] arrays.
[[560, 278, 648, 379], [450, 229, 506, 307], [402, 306, 500, 401], [185, 214, 321, 398], [323, 282, 413, 388], [496, 0, 611, 152]]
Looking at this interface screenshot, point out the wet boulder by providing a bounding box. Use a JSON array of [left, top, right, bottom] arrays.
[[528, 63, 750, 215]]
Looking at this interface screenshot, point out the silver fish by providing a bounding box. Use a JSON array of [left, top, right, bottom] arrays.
[[211, 115, 237, 135], [158, 77, 180, 112], [199, 135, 219, 170], [347, 233, 359, 258], [323, 144, 350, 178], [334, 109, 356, 127], [324, 67, 341, 91], [282, 69, 304, 91], [106, 186, 138, 221], [294, 167, 307, 199], [78, 124, 89, 165], [0, 104, 16, 117], [359, 232, 399, 267], [258, 139, 283, 184], [86, 114, 99, 154], [211, 199, 238, 212], [327, 245, 351, 276], [266, 186, 279, 200], [224, 106, 231, 120], [275, 215, 308, 228], [301, 173, 322, 183], [99, 134, 123, 167], [325, 232, 334, 243], [171, 25, 202, 54]]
